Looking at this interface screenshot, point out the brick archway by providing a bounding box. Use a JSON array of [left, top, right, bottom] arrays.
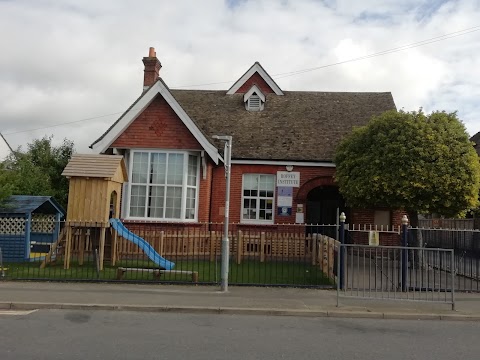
[[296, 176, 336, 201]]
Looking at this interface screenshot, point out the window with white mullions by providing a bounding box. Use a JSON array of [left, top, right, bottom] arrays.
[[128, 151, 199, 221], [242, 174, 275, 223]]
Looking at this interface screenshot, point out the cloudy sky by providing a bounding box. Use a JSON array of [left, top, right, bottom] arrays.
[[0, 0, 479, 159]]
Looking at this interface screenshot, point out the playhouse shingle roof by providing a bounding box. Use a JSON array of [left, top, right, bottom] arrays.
[[170, 90, 396, 162], [0, 196, 65, 216], [62, 154, 127, 179]]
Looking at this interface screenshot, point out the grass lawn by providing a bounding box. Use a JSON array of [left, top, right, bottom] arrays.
[[2, 258, 334, 286]]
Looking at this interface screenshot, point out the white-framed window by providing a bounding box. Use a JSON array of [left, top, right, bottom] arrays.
[[242, 174, 275, 223], [128, 150, 200, 221]]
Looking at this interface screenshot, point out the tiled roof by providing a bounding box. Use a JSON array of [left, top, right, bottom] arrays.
[[171, 90, 396, 162], [91, 81, 396, 162], [470, 132, 480, 156]]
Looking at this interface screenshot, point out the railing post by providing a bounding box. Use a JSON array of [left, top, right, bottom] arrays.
[[401, 215, 409, 292], [0, 247, 4, 278], [339, 212, 346, 290]]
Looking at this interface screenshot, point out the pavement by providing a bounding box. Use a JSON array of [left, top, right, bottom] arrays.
[[1, 281, 480, 321]]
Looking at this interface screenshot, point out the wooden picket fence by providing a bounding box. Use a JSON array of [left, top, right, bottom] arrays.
[[113, 229, 335, 264], [312, 235, 339, 282], [51, 225, 340, 273]]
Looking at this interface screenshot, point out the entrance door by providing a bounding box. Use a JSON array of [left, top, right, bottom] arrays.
[[306, 186, 347, 238]]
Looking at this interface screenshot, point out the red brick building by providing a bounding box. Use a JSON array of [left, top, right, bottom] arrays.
[[90, 48, 402, 236]]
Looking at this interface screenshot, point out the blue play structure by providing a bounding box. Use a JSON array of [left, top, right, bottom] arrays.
[[0, 196, 65, 262], [109, 218, 175, 270]]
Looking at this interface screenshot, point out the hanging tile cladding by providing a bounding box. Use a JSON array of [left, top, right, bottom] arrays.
[[112, 95, 202, 150], [236, 72, 276, 94]]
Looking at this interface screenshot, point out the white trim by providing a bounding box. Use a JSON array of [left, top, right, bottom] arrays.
[[227, 62, 284, 95], [243, 85, 265, 102], [125, 149, 201, 222], [120, 151, 130, 218], [240, 173, 275, 225], [91, 80, 219, 164], [231, 159, 336, 168]]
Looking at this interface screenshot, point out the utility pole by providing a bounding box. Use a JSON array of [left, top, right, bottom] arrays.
[[212, 135, 232, 292], [0, 132, 14, 155]]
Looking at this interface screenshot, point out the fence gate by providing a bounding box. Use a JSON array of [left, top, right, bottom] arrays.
[[337, 244, 455, 309]]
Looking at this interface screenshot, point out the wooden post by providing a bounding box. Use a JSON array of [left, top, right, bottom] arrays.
[[111, 228, 118, 267], [322, 237, 328, 277], [63, 225, 72, 269], [192, 272, 199, 283], [116, 268, 125, 280], [78, 228, 86, 266], [99, 226, 106, 271], [159, 231, 165, 256], [311, 234, 318, 266], [329, 240, 337, 280], [260, 232, 265, 263], [236, 230, 243, 265], [209, 231, 216, 262]]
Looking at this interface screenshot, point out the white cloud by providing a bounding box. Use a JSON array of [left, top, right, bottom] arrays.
[[0, 0, 479, 161]]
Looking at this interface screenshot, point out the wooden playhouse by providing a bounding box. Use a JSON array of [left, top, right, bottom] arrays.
[[0, 195, 65, 262], [42, 154, 127, 270]]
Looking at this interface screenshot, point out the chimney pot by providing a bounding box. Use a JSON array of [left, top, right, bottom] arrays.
[[149, 47, 156, 57]]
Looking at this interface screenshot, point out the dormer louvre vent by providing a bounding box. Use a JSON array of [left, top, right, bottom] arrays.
[[244, 85, 266, 112], [247, 95, 262, 111]]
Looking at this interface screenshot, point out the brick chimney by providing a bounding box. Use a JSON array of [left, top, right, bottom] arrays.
[[142, 47, 161, 90]]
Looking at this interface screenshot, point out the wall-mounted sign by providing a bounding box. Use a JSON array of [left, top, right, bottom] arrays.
[[276, 171, 300, 187], [277, 186, 293, 207], [278, 206, 292, 216], [295, 204, 304, 223], [277, 186, 293, 197], [368, 231, 379, 246], [295, 212, 304, 223], [277, 196, 292, 207]]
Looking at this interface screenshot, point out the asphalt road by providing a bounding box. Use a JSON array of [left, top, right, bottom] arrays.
[[1, 310, 479, 360]]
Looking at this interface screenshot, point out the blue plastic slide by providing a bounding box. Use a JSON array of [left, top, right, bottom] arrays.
[[109, 218, 175, 270]]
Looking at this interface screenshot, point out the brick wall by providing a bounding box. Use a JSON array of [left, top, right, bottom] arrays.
[[198, 161, 213, 222], [349, 208, 405, 246], [210, 164, 336, 224], [236, 72, 276, 94], [112, 95, 202, 150]]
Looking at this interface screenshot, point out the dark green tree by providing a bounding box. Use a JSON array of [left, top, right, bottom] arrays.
[[334, 109, 480, 227], [0, 136, 74, 207]]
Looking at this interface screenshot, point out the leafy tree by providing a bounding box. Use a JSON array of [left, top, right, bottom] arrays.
[[334, 109, 480, 228], [0, 136, 74, 207]]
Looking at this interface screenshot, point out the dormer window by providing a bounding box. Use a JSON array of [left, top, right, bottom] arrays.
[[244, 85, 265, 112]]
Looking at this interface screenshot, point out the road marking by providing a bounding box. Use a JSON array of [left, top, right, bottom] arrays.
[[0, 310, 38, 316]]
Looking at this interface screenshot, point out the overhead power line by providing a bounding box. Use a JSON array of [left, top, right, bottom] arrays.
[[3, 112, 124, 136], [273, 26, 480, 80], [2, 25, 479, 136], [174, 25, 480, 86]]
